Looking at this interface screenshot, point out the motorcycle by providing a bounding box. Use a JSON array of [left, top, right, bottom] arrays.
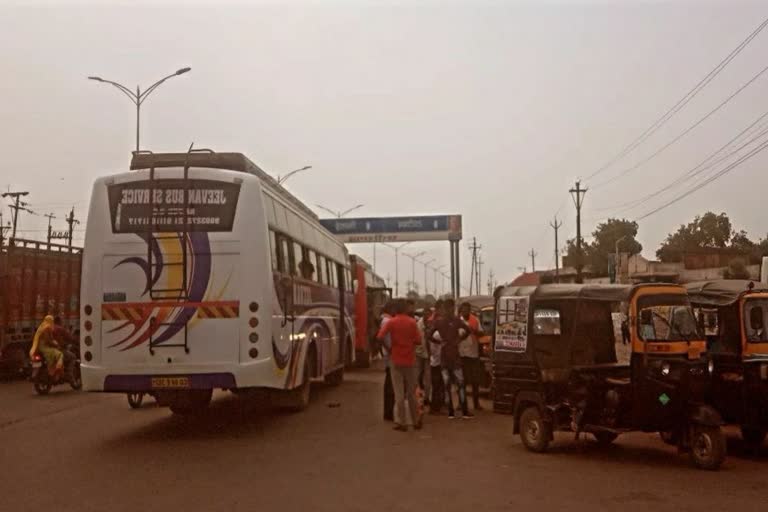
[[31, 346, 82, 395]]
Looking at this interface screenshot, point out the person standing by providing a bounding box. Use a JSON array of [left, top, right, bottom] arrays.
[[432, 299, 472, 419], [458, 302, 484, 411], [377, 299, 422, 431], [428, 301, 445, 414], [379, 302, 395, 422], [415, 308, 431, 407]]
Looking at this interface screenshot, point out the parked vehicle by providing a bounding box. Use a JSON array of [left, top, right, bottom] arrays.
[[80, 149, 355, 415], [31, 345, 82, 395], [350, 255, 389, 368], [686, 280, 768, 447], [492, 283, 725, 470], [0, 239, 82, 376]]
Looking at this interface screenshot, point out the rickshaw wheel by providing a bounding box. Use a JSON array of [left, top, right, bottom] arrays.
[[690, 426, 726, 470], [740, 426, 766, 447], [592, 431, 619, 445], [520, 406, 551, 453]]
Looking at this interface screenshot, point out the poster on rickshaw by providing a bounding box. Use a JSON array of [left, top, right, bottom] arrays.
[[495, 296, 528, 352]]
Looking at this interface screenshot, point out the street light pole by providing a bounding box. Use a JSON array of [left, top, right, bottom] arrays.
[[88, 67, 191, 152], [423, 258, 436, 295], [433, 264, 447, 296], [382, 242, 412, 297], [614, 235, 627, 284], [316, 204, 364, 218], [277, 165, 312, 185], [404, 251, 426, 293]]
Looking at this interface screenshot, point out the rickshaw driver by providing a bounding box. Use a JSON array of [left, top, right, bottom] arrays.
[[746, 304, 767, 342], [639, 309, 656, 340]]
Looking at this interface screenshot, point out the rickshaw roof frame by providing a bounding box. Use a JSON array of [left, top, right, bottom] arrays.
[[495, 283, 683, 304], [685, 280, 768, 307]]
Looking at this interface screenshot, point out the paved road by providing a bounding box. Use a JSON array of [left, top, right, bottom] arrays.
[[3, 368, 767, 512]]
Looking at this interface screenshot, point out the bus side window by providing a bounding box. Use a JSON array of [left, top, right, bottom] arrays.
[[345, 269, 352, 291], [292, 242, 304, 278], [327, 260, 337, 288], [305, 249, 319, 282], [269, 231, 278, 271], [279, 236, 291, 275], [315, 252, 324, 284]]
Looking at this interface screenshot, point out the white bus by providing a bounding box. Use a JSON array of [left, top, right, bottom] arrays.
[[80, 149, 355, 413]]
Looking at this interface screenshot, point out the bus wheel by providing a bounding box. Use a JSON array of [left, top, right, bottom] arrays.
[[324, 367, 344, 386], [593, 431, 619, 446], [520, 406, 551, 453], [740, 426, 766, 447], [127, 392, 145, 409], [287, 358, 312, 411], [690, 425, 726, 470], [169, 390, 212, 416]]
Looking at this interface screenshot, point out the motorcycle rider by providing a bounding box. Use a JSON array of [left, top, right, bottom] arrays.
[[30, 315, 63, 378], [52, 316, 77, 383]]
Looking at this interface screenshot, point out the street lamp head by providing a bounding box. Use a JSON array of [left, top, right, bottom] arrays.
[[88, 76, 104, 82], [176, 67, 192, 75]]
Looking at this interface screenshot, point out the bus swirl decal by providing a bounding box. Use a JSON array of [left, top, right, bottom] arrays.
[[107, 232, 213, 350]]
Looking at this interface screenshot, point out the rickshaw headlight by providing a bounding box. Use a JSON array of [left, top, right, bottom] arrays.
[[707, 360, 714, 375], [661, 363, 671, 376]]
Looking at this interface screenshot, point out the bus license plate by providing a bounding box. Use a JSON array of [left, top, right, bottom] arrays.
[[151, 377, 190, 389]]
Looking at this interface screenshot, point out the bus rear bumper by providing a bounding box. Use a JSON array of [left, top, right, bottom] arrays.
[[103, 373, 236, 392], [81, 359, 278, 392]]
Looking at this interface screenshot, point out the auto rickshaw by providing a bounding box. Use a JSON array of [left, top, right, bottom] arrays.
[[492, 283, 725, 470], [686, 280, 768, 447]]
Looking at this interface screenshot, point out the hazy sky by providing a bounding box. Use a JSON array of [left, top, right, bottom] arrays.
[[2, 0, 767, 293]]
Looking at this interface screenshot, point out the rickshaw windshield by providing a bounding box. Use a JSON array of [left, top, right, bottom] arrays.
[[479, 308, 495, 333], [637, 294, 701, 342], [743, 298, 768, 343]]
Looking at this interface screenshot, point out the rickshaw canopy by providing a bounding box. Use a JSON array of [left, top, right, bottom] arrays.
[[685, 280, 768, 307], [496, 284, 632, 303]]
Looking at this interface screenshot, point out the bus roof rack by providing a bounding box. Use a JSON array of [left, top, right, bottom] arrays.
[[129, 149, 319, 221]]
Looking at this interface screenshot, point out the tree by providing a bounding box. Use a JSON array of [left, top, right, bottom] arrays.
[[564, 218, 642, 276], [723, 258, 751, 280], [588, 218, 643, 275], [657, 212, 733, 262]]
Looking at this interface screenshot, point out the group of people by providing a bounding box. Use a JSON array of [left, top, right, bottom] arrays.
[[376, 298, 484, 431]]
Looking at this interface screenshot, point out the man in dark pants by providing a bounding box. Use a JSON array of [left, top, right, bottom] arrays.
[[428, 301, 445, 414], [380, 302, 395, 421], [432, 299, 473, 419], [458, 302, 484, 410]]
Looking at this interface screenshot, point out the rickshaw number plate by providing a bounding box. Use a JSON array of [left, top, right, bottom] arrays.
[[151, 377, 190, 389]]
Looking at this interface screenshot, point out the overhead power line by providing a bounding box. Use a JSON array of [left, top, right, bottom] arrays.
[[585, 16, 768, 182], [593, 61, 768, 189], [635, 136, 768, 220], [598, 106, 768, 213]]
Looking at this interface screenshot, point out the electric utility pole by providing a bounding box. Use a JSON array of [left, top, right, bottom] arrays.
[[528, 249, 537, 272], [44, 213, 56, 244], [550, 216, 563, 282], [569, 180, 587, 283], [468, 237, 481, 295], [2, 190, 31, 239], [476, 255, 484, 295], [65, 208, 80, 248]]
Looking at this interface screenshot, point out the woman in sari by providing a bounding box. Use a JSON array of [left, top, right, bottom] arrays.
[[29, 315, 64, 377]]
